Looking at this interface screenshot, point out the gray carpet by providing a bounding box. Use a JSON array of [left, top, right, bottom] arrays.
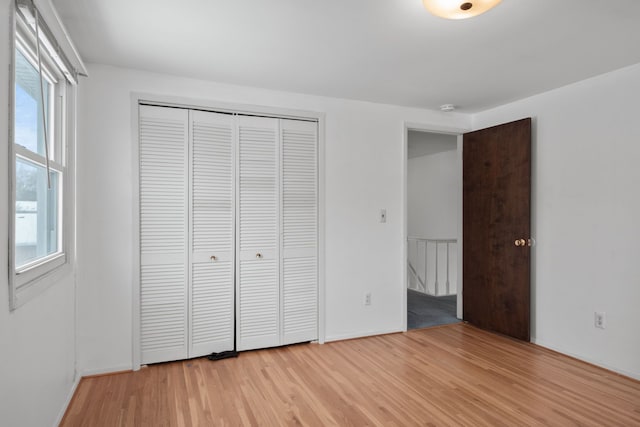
[[407, 290, 460, 330]]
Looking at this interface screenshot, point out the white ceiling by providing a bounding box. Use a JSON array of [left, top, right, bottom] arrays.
[[408, 131, 457, 159], [53, 0, 640, 112]]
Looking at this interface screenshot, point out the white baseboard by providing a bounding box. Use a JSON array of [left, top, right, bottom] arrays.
[[53, 365, 133, 426], [531, 338, 640, 381], [81, 364, 133, 378], [325, 327, 402, 343], [53, 374, 81, 427]]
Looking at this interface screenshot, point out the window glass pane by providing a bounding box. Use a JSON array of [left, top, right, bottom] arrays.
[[14, 48, 50, 156], [15, 158, 60, 268]]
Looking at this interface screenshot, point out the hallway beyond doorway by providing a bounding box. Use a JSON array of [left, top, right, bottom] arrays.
[[407, 290, 459, 330]]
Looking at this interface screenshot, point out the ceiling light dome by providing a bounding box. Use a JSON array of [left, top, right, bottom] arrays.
[[423, 0, 502, 20]]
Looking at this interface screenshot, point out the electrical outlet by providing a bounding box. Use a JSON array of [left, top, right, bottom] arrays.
[[364, 292, 372, 306], [594, 312, 606, 329]]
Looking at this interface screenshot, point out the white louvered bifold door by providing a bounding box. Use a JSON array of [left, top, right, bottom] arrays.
[[280, 119, 318, 345], [139, 105, 189, 364], [236, 116, 280, 351], [188, 111, 235, 357]]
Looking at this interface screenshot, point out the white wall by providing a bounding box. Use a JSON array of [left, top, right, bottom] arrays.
[[75, 64, 471, 372], [407, 148, 459, 296], [75, 45, 640, 383], [0, 1, 78, 426], [407, 149, 458, 239], [473, 63, 640, 379]]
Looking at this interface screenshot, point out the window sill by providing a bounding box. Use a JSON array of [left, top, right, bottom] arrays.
[[10, 258, 74, 311]]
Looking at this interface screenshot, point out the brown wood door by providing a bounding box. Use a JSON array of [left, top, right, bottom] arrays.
[[463, 118, 531, 341]]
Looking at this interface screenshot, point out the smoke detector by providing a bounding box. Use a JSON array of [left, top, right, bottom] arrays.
[[440, 104, 456, 112]]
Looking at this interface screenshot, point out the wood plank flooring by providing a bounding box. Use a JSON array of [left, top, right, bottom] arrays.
[[61, 324, 640, 426]]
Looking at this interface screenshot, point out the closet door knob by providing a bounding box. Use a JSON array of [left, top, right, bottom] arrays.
[[210, 255, 217, 261], [256, 253, 263, 259]]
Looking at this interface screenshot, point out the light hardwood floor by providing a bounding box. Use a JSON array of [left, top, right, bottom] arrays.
[[62, 324, 640, 426]]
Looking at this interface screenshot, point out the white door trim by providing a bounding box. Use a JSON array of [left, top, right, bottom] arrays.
[[131, 93, 326, 370]]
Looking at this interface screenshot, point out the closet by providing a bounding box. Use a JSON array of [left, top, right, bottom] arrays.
[[138, 104, 318, 365]]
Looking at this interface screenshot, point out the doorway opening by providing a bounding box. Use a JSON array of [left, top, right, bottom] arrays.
[[406, 129, 462, 330]]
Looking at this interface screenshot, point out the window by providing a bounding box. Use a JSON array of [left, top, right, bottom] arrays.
[[9, 1, 82, 309]]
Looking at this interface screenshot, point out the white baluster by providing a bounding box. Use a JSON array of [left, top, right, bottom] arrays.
[[446, 242, 450, 295], [434, 241, 439, 296], [423, 240, 428, 293]]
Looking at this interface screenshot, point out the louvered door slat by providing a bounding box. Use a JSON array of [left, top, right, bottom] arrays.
[[191, 262, 233, 350], [237, 116, 280, 351], [281, 119, 318, 345], [139, 105, 189, 364], [189, 110, 235, 357], [239, 259, 279, 346]]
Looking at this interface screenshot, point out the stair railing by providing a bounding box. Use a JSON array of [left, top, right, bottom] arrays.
[[407, 237, 457, 296]]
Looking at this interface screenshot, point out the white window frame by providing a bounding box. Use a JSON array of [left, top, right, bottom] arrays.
[[8, 1, 79, 310]]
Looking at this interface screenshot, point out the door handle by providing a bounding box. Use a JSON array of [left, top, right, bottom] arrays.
[[514, 239, 532, 247]]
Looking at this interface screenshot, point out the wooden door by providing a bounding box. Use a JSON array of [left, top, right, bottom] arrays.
[[463, 118, 531, 341]]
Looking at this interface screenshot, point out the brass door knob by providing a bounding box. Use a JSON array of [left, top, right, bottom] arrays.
[[514, 239, 526, 247]]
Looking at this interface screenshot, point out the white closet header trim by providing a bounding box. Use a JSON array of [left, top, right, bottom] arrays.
[[138, 101, 318, 123]]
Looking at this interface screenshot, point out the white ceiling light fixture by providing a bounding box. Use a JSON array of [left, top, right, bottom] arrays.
[[423, 0, 502, 20]]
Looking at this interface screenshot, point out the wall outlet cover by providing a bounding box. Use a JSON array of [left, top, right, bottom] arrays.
[[594, 312, 606, 329]]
